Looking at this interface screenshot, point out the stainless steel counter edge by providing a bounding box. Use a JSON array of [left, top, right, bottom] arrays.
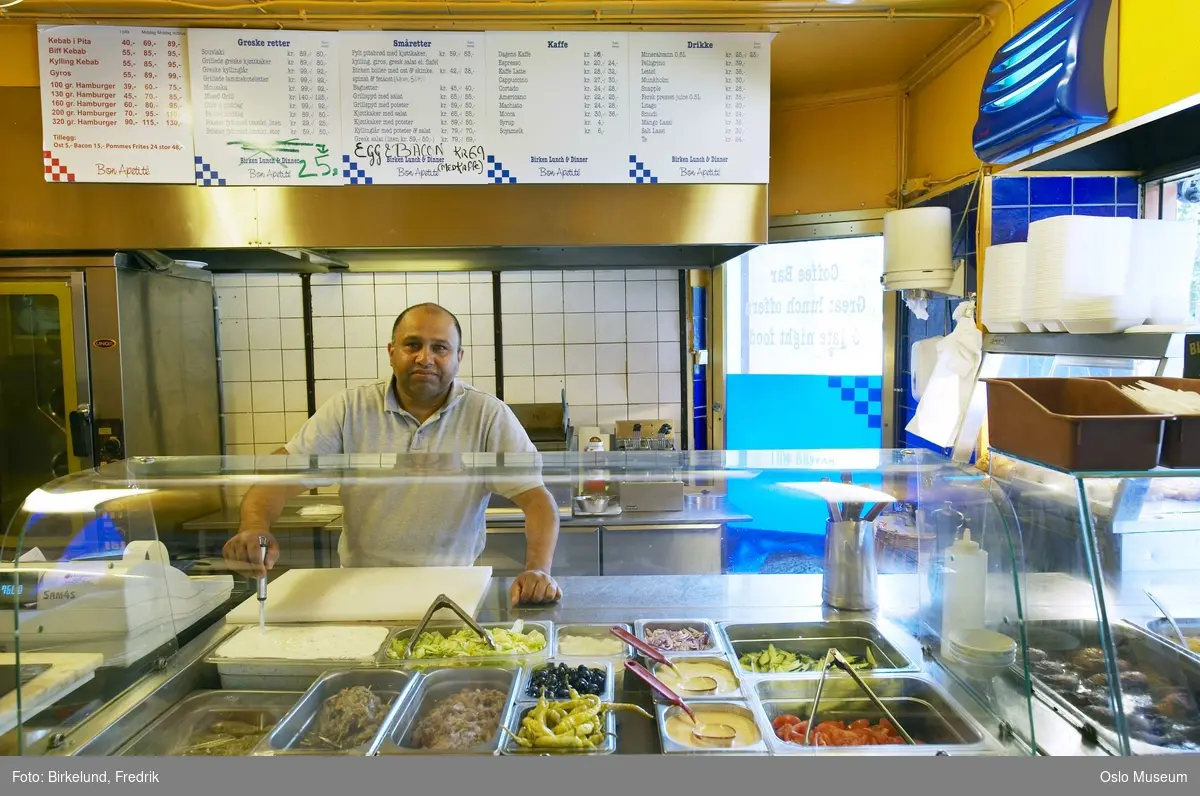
[[183, 506, 753, 532]]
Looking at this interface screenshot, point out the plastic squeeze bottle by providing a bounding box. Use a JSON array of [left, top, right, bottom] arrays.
[[940, 527, 988, 659]]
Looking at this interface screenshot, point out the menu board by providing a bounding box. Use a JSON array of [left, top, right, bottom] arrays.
[[37, 27, 771, 185], [630, 33, 771, 183], [484, 32, 629, 183], [37, 25, 194, 183], [340, 32, 486, 184], [187, 28, 341, 185]]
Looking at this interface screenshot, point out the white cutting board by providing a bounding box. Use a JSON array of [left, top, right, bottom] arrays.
[[225, 566, 493, 624]]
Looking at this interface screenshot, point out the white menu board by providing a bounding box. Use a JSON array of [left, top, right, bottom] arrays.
[[187, 29, 341, 185], [37, 25, 194, 183], [630, 33, 770, 183], [340, 32, 486, 184], [485, 32, 629, 183]]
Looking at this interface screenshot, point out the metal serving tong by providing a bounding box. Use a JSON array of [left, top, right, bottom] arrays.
[[803, 647, 916, 747], [401, 593, 498, 659]]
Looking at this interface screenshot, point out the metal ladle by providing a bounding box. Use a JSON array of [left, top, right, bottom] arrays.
[[1144, 588, 1188, 650], [610, 626, 719, 694], [624, 660, 737, 744]]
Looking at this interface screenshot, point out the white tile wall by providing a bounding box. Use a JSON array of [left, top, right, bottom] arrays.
[[500, 269, 684, 436], [215, 268, 683, 451], [215, 272, 498, 453]]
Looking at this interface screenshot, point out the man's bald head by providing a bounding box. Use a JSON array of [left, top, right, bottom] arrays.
[[391, 303, 462, 350]]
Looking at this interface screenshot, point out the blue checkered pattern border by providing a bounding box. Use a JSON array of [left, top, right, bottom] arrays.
[[194, 156, 226, 186], [628, 154, 658, 184], [827, 376, 883, 429], [486, 155, 516, 184], [342, 155, 373, 185]]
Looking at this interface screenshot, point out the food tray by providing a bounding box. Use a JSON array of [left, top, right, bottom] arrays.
[[1021, 619, 1200, 754], [656, 700, 768, 754], [377, 620, 554, 668], [209, 624, 392, 691], [254, 669, 416, 756], [633, 619, 721, 656], [1143, 618, 1200, 658], [519, 659, 616, 704], [500, 701, 617, 755], [984, 378, 1168, 471], [371, 667, 520, 755], [116, 691, 302, 756], [649, 655, 743, 701], [1085, 377, 1200, 467], [752, 675, 990, 756], [718, 621, 914, 677], [555, 623, 633, 659]]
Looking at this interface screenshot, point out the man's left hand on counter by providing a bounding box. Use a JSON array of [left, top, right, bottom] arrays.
[[511, 569, 562, 605]]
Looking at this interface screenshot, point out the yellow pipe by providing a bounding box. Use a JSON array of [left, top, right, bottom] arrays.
[[903, 10, 994, 91]]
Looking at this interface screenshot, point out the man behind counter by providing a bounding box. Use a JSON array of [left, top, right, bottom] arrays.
[[223, 302, 562, 606]]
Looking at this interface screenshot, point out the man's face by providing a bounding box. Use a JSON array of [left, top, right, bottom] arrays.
[[388, 308, 463, 402]]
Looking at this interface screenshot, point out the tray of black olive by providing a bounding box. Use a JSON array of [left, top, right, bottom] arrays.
[[521, 660, 614, 703], [1020, 620, 1200, 753]]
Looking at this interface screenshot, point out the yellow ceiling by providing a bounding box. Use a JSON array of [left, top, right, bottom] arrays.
[[2, 0, 999, 99]]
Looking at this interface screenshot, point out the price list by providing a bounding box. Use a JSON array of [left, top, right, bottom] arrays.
[[485, 32, 629, 183], [341, 32, 486, 184], [37, 25, 194, 183], [187, 28, 341, 185], [629, 32, 770, 183]]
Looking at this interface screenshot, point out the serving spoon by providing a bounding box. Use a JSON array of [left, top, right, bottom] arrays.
[[624, 660, 737, 745], [610, 626, 719, 693]]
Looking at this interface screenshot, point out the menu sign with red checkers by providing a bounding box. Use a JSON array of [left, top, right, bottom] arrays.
[[37, 25, 195, 183]]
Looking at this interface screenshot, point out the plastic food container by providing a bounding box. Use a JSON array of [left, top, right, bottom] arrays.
[[371, 668, 520, 755], [519, 659, 615, 704], [1085, 377, 1200, 467], [208, 624, 391, 691], [656, 700, 768, 754], [117, 691, 301, 756], [378, 621, 554, 669], [254, 669, 416, 755], [500, 701, 617, 755], [633, 619, 721, 656], [984, 378, 1168, 471], [649, 655, 742, 700]]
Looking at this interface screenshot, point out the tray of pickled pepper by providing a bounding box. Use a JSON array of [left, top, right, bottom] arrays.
[[502, 688, 652, 753]]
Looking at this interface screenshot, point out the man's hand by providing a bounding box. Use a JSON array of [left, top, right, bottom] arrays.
[[223, 530, 280, 578], [510, 569, 562, 606]]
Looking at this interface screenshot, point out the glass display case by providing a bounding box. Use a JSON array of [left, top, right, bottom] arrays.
[[2, 450, 1042, 757], [988, 451, 1200, 756]]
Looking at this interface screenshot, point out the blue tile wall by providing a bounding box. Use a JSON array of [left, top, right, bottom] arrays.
[[894, 181, 979, 454], [990, 174, 1141, 244], [691, 285, 708, 450]]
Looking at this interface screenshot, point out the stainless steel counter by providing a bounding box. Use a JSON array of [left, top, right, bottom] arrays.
[[35, 574, 1100, 759]]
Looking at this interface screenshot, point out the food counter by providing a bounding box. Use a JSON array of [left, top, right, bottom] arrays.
[[4, 449, 1198, 757], [18, 575, 1040, 757]]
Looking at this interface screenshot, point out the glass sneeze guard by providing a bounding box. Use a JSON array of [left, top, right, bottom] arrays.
[[4, 451, 1037, 757]]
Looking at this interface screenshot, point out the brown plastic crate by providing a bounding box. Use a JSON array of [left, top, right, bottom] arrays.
[[983, 378, 1168, 471], [1085, 377, 1200, 468]]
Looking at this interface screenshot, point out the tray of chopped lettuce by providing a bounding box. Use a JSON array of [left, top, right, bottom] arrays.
[[378, 620, 554, 668]]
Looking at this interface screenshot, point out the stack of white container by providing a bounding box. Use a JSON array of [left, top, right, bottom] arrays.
[[979, 242, 1028, 332], [981, 216, 1198, 334]]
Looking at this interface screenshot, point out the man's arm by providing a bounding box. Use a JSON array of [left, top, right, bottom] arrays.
[[509, 485, 561, 603], [223, 447, 309, 576], [224, 392, 347, 575]]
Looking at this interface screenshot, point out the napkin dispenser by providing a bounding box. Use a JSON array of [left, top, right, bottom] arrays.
[[619, 481, 684, 512]]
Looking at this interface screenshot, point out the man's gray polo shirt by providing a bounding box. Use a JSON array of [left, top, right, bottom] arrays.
[[284, 379, 543, 567]]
